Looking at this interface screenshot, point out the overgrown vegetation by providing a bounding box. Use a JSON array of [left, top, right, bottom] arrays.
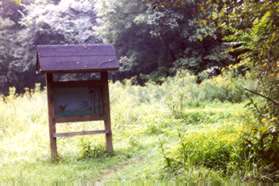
[[0, 71, 276, 184], [0, 0, 278, 184]]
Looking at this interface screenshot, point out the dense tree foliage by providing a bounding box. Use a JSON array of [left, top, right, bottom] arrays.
[[0, 0, 237, 92], [228, 1, 279, 118], [229, 1, 279, 175], [94, 0, 233, 81], [0, 0, 98, 93]]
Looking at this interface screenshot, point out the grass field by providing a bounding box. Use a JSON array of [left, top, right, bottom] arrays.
[[0, 72, 258, 185]]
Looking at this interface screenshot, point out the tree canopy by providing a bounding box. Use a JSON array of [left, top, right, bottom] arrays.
[[0, 0, 98, 93], [0, 0, 278, 97]]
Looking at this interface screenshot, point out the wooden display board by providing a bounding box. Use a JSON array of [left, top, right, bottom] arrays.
[[37, 44, 118, 160], [53, 85, 104, 121], [46, 72, 113, 160]]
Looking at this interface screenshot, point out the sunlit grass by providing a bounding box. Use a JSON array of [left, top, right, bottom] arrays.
[[0, 72, 254, 184]]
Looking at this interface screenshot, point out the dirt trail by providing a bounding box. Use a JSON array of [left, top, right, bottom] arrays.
[[94, 156, 144, 185]]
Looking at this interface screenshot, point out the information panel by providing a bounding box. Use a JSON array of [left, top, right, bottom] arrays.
[[53, 86, 103, 118]]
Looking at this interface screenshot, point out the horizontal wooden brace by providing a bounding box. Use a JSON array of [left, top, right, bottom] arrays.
[[54, 130, 107, 138], [55, 115, 104, 123], [52, 80, 104, 88]]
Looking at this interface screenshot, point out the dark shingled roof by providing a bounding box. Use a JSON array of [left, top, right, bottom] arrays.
[[36, 44, 119, 73]]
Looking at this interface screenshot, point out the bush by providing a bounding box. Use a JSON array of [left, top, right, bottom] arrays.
[[110, 70, 255, 123], [78, 139, 109, 160], [161, 125, 242, 174], [237, 118, 279, 181], [162, 70, 255, 118], [160, 102, 279, 182]]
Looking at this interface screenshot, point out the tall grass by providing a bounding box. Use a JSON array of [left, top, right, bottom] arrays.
[[0, 70, 264, 184]]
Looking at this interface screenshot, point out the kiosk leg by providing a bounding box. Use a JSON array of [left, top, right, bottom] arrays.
[[104, 118, 113, 153], [49, 118, 58, 160], [101, 72, 113, 153], [46, 73, 58, 160]]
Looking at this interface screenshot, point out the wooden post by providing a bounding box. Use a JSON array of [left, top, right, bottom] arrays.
[[46, 73, 58, 160], [101, 72, 113, 153]]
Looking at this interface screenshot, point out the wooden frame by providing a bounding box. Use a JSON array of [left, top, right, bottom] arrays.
[[37, 44, 118, 161], [46, 72, 113, 160]]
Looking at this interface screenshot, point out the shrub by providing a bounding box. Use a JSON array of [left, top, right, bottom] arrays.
[[237, 118, 279, 181], [163, 70, 256, 118], [145, 124, 163, 135], [128, 136, 143, 150], [78, 139, 109, 160], [161, 124, 243, 176]]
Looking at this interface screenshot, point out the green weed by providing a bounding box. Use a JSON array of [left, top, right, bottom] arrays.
[[78, 139, 109, 160], [0, 70, 264, 184]]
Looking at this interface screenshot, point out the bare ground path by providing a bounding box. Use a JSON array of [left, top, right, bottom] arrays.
[[94, 156, 145, 185]]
